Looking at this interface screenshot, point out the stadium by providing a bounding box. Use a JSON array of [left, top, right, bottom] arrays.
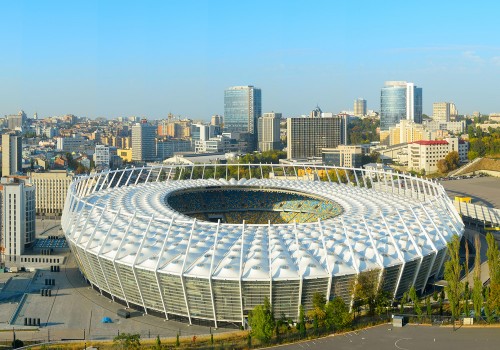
[[61, 164, 463, 327]]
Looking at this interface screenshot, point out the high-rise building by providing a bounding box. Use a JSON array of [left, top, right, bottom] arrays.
[[380, 81, 422, 130], [132, 121, 157, 162], [258, 112, 282, 152], [287, 115, 347, 160], [94, 145, 110, 168], [30, 170, 73, 216], [6, 111, 27, 130], [353, 98, 367, 116], [211, 115, 223, 126], [0, 177, 36, 264], [433, 102, 458, 122], [224, 85, 262, 147], [2, 133, 22, 176]]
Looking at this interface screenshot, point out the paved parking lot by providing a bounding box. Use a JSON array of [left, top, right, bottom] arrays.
[[440, 177, 500, 208], [277, 324, 500, 350]]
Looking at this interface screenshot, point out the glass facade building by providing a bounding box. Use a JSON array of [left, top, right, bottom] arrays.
[[224, 86, 262, 136], [380, 81, 422, 130]]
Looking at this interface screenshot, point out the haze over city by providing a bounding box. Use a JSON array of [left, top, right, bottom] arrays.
[[1, 0, 499, 120]]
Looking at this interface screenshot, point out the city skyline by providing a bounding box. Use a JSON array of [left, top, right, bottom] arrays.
[[1, 1, 499, 119]]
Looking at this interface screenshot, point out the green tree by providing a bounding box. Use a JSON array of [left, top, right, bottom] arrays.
[[113, 332, 141, 350], [472, 235, 483, 320], [325, 296, 352, 331], [353, 269, 381, 316], [444, 235, 464, 320], [426, 296, 432, 316], [307, 292, 327, 332], [297, 304, 306, 338], [486, 232, 500, 315], [408, 286, 422, 317], [154, 335, 161, 350], [249, 297, 275, 343]]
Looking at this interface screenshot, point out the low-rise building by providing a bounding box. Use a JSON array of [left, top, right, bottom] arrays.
[[408, 140, 451, 173]]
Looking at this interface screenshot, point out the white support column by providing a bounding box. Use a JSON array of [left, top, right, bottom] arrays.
[[116, 168, 127, 188], [260, 163, 264, 179], [268, 221, 273, 306], [125, 169, 134, 186], [107, 170, 118, 189], [334, 168, 341, 184], [317, 220, 332, 301], [144, 167, 153, 183], [132, 215, 155, 313], [97, 208, 122, 301], [208, 221, 221, 328], [155, 166, 164, 183], [239, 223, 246, 326], [134, 168, 144, 185], [201, 164, 205, 179], [362, 217, 384, 269], [180, 220, 196, 324], [419, 203, 447, 245], [98, 172, 109, 192], [214, 164, 217, 180], [396, 210, 423, 289], [324, 165, 331, 183], [113, 212, 137, 307], [154, 217, 175, 320], [77, 202, 102, 288], [91, 173, 102, 194], [380, 212, 405, 298], [293, 221, 303, 318], [353, 170, 360, 187], [340, 217, 358, 310], [409, 176, 416, 199]]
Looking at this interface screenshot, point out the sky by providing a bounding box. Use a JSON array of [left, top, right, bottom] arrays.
[[1, 0, 499, 120]]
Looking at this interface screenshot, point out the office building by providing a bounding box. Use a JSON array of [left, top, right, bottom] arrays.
[[380, 81, 422, 130], [287, 115, 347, 160], [224, 85, 262, 146], [132, 121, 157, 162], [94, 145, 110, 168], [0, 176, 36, 264], [258, 112, 282, 151], [379, 120, 431, 146], [322, 145, 370, 167], [30, 170, 73, 216], [407, 138, 468, 173], [6, 111, 27, 130], [2, 133, 23, 177], [211, 115, 223, 126], [156, 139, 192, 161], [353, 98, 367, 116], [56, 135, 86, 152]]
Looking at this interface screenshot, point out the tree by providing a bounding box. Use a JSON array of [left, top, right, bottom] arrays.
[[437, 159, 449, 173], [486, 232, 500, 315], [444, 151, 460, 171], [426, 296, 432, 316], [113, 333, 141, 350], [297, 304, 306, 338], [307, 292, 326, 333], [444, 235, 464, 320], [154, 335, 161, 350], [472, 235, 483, 320], [353, 269, 381, 316], [325, 296, 352, 331], [249, 297, 275, 343], [408, 286, 422, 317]]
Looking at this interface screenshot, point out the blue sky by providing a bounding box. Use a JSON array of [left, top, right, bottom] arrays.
[[1, 0, 499, 120]]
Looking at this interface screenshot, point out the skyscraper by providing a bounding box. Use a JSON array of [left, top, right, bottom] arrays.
[[132, 121, 157, 162], [287, 115, 347, 160], [0, 177, 36, 264], [2, 132, 22, 176], [353, 98, 367, 116], [224, 85, 262, 146], [380, 81, 422, 130], [258, 112, 282, 152]]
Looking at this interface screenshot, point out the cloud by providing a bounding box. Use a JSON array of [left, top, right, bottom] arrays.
[[462, 50, 484, 63]]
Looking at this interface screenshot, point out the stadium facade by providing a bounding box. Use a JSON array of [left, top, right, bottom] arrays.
[[61, 164, 463, 327]]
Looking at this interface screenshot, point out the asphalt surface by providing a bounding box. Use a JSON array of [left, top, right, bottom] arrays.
[[275, 324, 500, 350], [440, 177, 500, 208]]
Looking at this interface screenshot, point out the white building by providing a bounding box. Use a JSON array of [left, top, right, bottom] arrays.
[[56, 135, 86, 152], [194, 135, 237, 154], [156, 139, 192, 161], [0, 177, 35, 265], [407, 138, 468, 173], [258, 112, 281, 152], [94, 145, 110, 168]]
